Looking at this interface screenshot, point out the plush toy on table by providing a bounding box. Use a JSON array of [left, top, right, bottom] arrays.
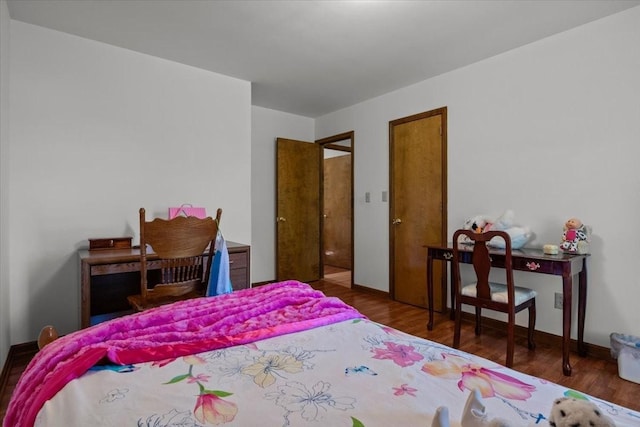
[[462, 210, 532, 249], [463, 215, 494, 235], [560, 217, 590, 254]]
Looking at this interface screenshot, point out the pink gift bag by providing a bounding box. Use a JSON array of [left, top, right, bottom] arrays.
[[168, 204, 207, 219]]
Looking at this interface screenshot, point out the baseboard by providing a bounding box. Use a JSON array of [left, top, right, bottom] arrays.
[[251, 280, 273, 287], [352, 283, 389, 298]]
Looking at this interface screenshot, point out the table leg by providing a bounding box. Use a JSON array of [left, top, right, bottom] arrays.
[[577, 259, 588, 357], [427, 252, 434, 330], [81, 262, 91, 329], [562, 272, 573, 376], [450, 261, 456, 321]]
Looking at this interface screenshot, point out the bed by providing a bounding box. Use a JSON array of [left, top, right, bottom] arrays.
[[4, 281, 639, 427]]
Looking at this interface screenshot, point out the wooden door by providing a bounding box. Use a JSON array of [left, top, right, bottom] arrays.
[[276, 138, 321, 282], [390, 108, 447, 309], [323, 152, 352, 269]]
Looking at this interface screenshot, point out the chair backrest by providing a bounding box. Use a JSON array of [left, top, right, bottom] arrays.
[[139, 207, 222, 303], [452, 229, 514, 307]]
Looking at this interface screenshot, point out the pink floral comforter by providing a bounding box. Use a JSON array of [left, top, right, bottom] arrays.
[[4, 281, 364, 427]]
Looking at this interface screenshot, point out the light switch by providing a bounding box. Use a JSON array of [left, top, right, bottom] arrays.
[[382, 191, 387, 202], [365, 192, 370, 203]]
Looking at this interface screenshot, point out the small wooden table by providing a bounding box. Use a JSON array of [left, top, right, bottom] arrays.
[[426, 244, 588, 376]]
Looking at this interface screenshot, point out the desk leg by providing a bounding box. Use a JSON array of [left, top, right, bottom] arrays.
[[450, 261, 456, 321], [81, 262, 91, 329], [577, 259, 588, 357], [562, 272, 573, 376], [427, 253, 434, 331]]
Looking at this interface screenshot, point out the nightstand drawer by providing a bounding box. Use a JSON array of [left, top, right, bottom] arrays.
[[227, 242, 250, 290], [229, 252, 248, 269]]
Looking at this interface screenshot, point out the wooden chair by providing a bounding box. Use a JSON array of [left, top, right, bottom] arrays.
[[452, 229, 536, 368], [127, 207, 222, 311]]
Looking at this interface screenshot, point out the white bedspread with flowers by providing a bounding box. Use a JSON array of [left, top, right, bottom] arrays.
[[34, 318, 640, 427]]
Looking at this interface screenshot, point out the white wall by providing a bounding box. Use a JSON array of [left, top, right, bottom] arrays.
[[0, 0, 11, 366], [316, 7, 640, 347], [251, 106, 314, 282], [8, 21, 252, 344]]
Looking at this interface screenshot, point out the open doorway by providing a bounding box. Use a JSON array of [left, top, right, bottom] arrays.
[[317, 132, 353, 288]]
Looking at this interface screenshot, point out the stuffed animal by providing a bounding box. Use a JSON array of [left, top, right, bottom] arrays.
[[463, 215, 494, 234], [488, 210, 531, 249], [560, 218, 590, 254], [548, 397, 616, 427], [462, 210, 531, 249]]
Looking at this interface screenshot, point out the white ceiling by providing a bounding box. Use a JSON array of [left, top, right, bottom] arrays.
[[7, 0, 640, 118]]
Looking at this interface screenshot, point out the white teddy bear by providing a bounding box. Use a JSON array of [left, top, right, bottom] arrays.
[[462, 210, 531, 249], [488, 209, 531, 250], [548, 397, 616, 427]]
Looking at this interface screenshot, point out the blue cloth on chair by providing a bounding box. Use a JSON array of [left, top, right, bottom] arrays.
[[206, 231, 233, 296]]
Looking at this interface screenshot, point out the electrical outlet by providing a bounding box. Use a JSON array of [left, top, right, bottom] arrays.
[[554, 292, 563, 309]]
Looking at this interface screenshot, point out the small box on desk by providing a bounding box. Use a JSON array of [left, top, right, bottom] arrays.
[[89, 237, 133, 251]]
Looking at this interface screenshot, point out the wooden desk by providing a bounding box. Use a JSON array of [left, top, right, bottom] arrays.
[[79, 241, 250, 328], [426, 244, 588, 376]]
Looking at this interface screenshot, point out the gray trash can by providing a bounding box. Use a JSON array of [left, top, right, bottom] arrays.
[[610, 333, 640, 384]]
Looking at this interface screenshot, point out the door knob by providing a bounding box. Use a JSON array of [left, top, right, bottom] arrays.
[[392, 218, 402, 225], [277, 217, 287, 222]]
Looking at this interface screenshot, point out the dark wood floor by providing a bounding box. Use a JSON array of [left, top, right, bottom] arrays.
[[2, 275, 639, 424], [310, 274, 640, 413]]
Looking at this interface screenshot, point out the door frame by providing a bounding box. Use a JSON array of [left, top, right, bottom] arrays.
[[316, 131, 354, 287]]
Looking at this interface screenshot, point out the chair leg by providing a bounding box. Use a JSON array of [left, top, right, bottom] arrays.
[[506, 311, 515, 368], [528, 300, 537, 350], [453, 301, 462, 349], [475, 307, 482, 335]]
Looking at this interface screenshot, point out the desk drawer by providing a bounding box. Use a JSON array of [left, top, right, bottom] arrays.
[[228, 245, 250, 290], [229, 252, 248, 269], [430, 248, 455, 261], [92, 260, 163, 275], [512, 257, 556, 274]]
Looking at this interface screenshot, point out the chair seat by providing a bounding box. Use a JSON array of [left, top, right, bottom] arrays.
[[461, 282, 537, 305]]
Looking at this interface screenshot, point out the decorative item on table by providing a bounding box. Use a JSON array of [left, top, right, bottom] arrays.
[[560, 217, 591, 254], [168, 203, 207, 219], [461, 209, 532, 249], [88, 237, 133, 251]]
